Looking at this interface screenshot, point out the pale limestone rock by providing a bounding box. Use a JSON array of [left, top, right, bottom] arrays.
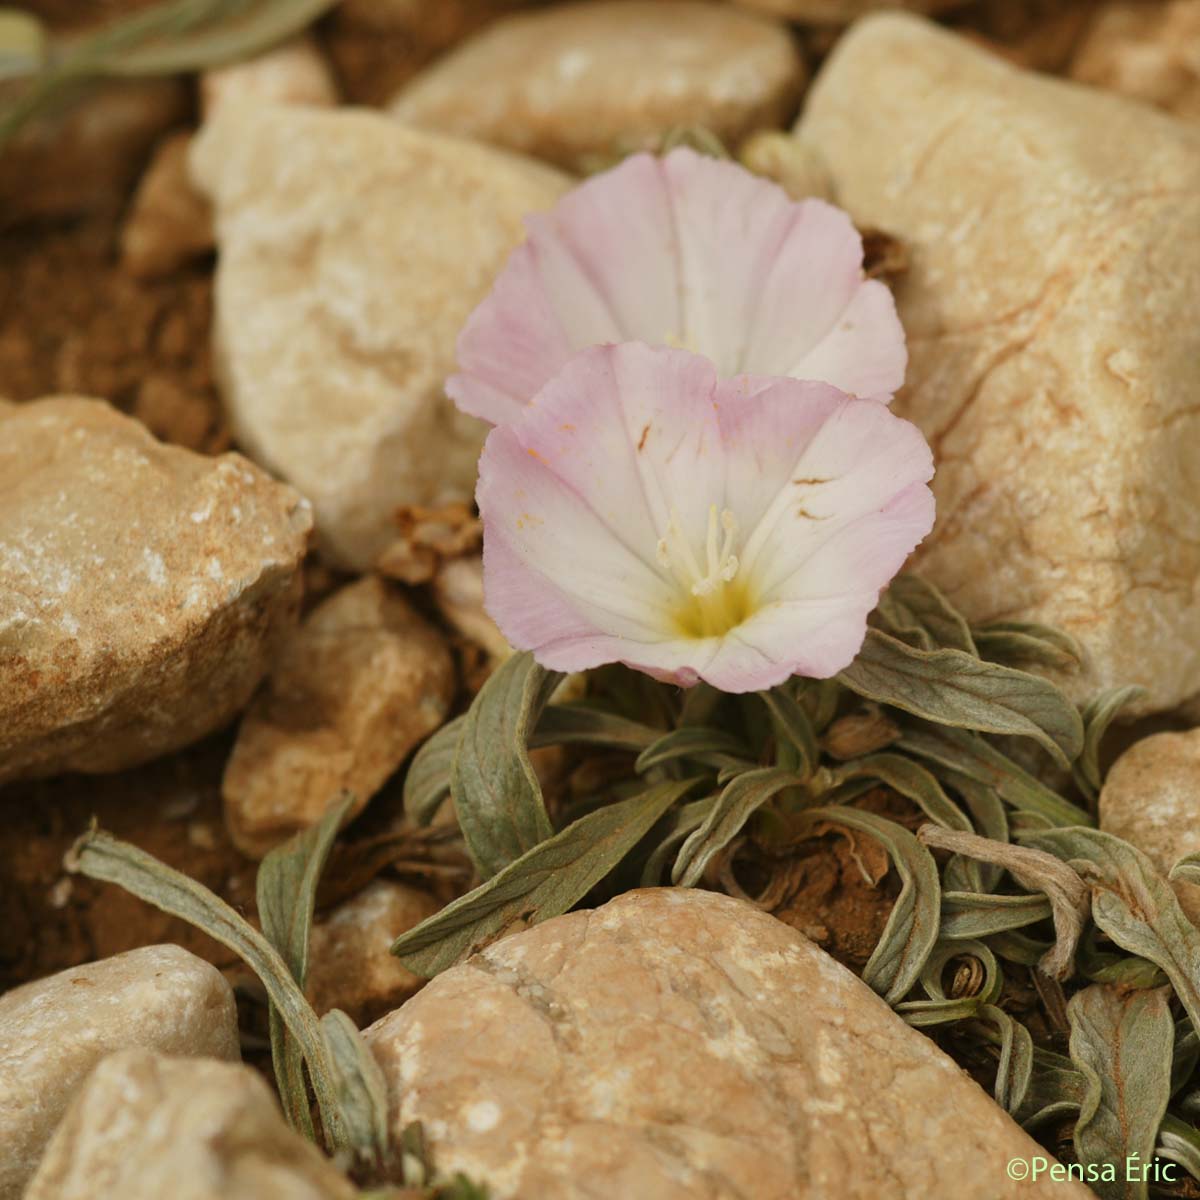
[[365, 889, 1086, 1199], [307, 881, 438, 1026], [0, 946, 239, 1200], [433, 555, 511, 664], [1100, 728, 1200, 921], [24, 1050, 355, 1200], [734, 0, 959, 23], [390, 1, 804, 171], [200, 33, 339, 118], [1071, 1, 1200, 122], [222, 575, 454, 857], [794, 14, 1200, 713], [191, 104, 569, 569], [0, 79, 185, 223], [120, 132, 214, 280], [0, 397, 311, 783]]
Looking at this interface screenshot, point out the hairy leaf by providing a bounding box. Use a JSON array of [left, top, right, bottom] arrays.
[[639, 796, 719, 886], [839, 628, 1083, 768], [978, 1004, 1035, 1116], [673, 768, 802, 888], [635, 727, 751, 775], [1157, 1115, 1200, 1184], [973, 621, 1083, 672], [67, 827, 348, 1152], [1068, 984, 1174, 1200], [1028, 828, 1200, 1041], [404, 715, 464, 827], [877, 573, 977, 655], [802, 806, 940, 1002], [1073, 685, 1147, 800], [320, 1008, 391, 1172], [534, 704, 660, 753], [257, 796, 353, 1137], [898, 725, 1090, 827], [834, 754, 971, 832], [452, 652, 561, 879], [392, 778, 700, 977], [1171, 851, 1200, 888], [940, 891, 1052, 939], [759, 686, 819, 777]]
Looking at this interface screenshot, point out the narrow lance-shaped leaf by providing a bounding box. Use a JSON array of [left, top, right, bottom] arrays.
[[801, 806, 941, 1003], [672, 767, 802, 888], [1027, 828, 1200, 1043], [839, 628, 1084, 769], [833, 754, 972, 833], [533, 704, 661, 753], [973, 621, 1083, 672], [320, 1008, 392, 1173], [759, 686, 819, 778], [404, 715, 464, 827], [1073, 685, 1147, 801], [1068, 984, 1174, 1200], [1156, 1115, 1200, 1185], [257, 794, 353, 1138], [452, 651, 562, 879], [978, 1004, 1035, 1117], [876, 573, 977, 655], [640, 795, 719, 886], [918, 825, 1088, 980], [940, 891, 1052, 940], [66, 827, 349, 1153], [392, 778, 701, 977], [635, 726, 751, 776]]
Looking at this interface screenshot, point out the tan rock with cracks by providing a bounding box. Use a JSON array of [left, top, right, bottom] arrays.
[[24, 1049, 355, 1200], [191, 104, 569, 570], [794, 14, 1200, 712], [200, 32, 339, 118], [0, 397, 311, 784], [307, 880, 439, 1026], [0, 945, 240, 1200], [390, 1, 805, 171], [1100, 728, 1200, 922], [222, 574, 454, 857], [1071, 0, 1200, 122], [365, 888, 1086, 1199]]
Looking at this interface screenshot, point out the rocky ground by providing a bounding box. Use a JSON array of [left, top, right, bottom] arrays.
[[2, 1, 1200, 1198]]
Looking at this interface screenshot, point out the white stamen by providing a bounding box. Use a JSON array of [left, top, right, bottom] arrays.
[[658, 505, 741, 597]]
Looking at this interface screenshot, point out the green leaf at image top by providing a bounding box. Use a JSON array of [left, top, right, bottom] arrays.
[[392, 777, 701, 978], [452, 652, 562, 880], [839, 628, 1084, 769], [1068, 984, 1174, 1200]]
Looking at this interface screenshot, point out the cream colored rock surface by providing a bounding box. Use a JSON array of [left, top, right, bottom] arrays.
[[1100, 728, 1200, 921], [734, 0, 959, 23], [222, 574, 454, 857], [390, 1, 804, 171], [120, 132, 214, 279], [0, 397, 311, 784], [365, 889, 1085, 1199], [433, 555, 511, 664], [307, 881, 438, 1026], [795, 14, 1200, 712], [25, 1050, 354, 1200], [200, 33, 339, 118], [191, 104, 569, 569], [1071, 0, 1200, 122], [0, 946, 240, 1200]]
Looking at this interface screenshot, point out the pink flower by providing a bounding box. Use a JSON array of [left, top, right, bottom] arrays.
[[478, 343, 934, 692], [450, 147, 907, 428]]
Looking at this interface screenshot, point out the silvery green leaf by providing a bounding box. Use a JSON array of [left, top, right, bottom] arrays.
[[0, 9, 44, 79], [796, 677, 842, 732], [759, 686, 819, 777], [257, 795, 353, 1138], [940, 891, 1052, 939], [973, 621, 1084, 672], [1026, 828, 1200, 1041], [832, 754, 972, 832], [635, 727, 751, 775], [67, 826, 349, 1152], [679, 682, 722, 727], [1156, 1114, 1200, 1183], [639, 795, 719, 886], [392, 778, 700, 977], [320, 1008, 391, 1172], [877, 573, 977, 655], [917, 937, 1001, 1003], [404, 715, 464, 827], [1170, 851, 1200, 887], [802, 806, 940, 1003], [898, 725, 1091, 827], [1068, 984, 1174, 1200], [839, 628, 1083, 768], [533, 703, 661, 753], [452, 652, 561, 879], [945, 775, 1009, 891], [1173, 1024, 1199, 1097], [977, 1004, 1035, 1116], [987, 929, 1051, 967], [672, 767, 802, 887], [1072, 685, 1147, 800], [896, 997, 980, 1027]]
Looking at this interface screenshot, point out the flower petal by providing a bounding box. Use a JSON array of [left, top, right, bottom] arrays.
[[451, 148, 906, 425]]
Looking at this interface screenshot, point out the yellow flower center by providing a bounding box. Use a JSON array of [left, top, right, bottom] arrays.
[[656, 504, 753, 639]]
